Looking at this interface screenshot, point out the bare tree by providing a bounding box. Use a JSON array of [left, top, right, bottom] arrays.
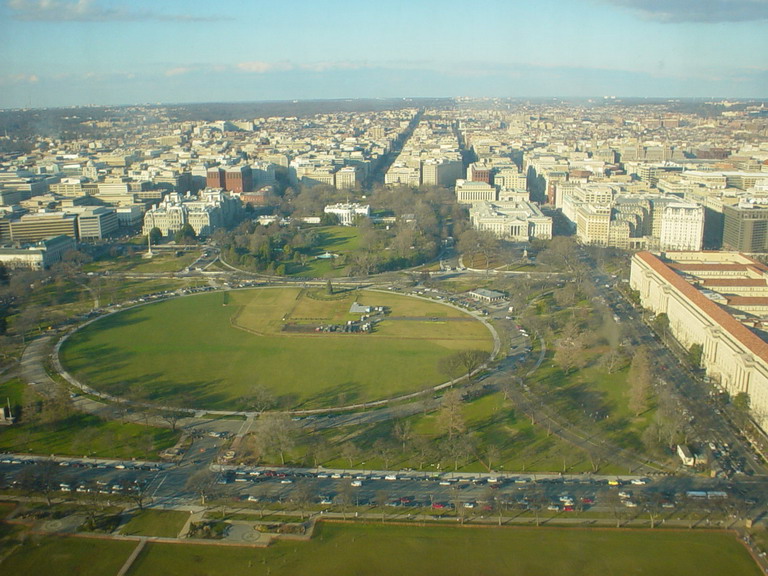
[[485, 445, 502, 472], [373, 438, 397, 469], [255, 413, 296, 465], [334, 483, 354, 520], [393, 419, 413, 453], [291, 479, 314, 520], [242, 384, 276, 414], [627, 346, 653, 416], [456, 349, 488, 383], [340, 441, 360, 467], [186, 468, 216, 506], [160, 409, 188, 432], [437, 389, 466, 441]]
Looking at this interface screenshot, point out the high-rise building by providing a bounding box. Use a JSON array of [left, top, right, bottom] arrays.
[[9, 212, 79, 242], [723, 201, 768, 252], [224, 165, 253, 193], [206, 167, 225, 189]]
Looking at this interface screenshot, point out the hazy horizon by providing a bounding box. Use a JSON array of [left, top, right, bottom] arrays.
[[1, 0, 767, 109]]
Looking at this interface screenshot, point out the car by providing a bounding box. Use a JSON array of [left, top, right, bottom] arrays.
[[463, 502, 476, 509], [563, 505, 575, 512], [630, 478, 648, 485], [547, 504, 561, 511], [624, 501, 638, 508], [384, 475, 398, 481], [351, 480, 363, 487]]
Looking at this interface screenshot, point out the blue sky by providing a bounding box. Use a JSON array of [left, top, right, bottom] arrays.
[[1, 0, 766, 108]]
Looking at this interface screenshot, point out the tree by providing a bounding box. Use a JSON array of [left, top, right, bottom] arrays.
[[174, 223, 196, 244], [485, 445, 501, 472], [255, 413, 296, 465], [186, 469, 215, 506], [341, 441, 360, 467], [440, 350, 487, 384], [242, 384, 276, 414], [554, 344, 582, 375], [373, 438, 397, 469], [733, 391, 750, 411], [599, 348, 627, 374], [334, 483, 354, 520], [437, 389, 466, 441], [393, 419, 413, 453], [438, 354, 463, 383], [148, 227, 163, 245], [291, 479, 314, 520], [122, 478, 151, 510], [456, 349, 488, 383], [411, 434, 436, 470], [160, 409, 187, 432], [627, 346, 653, 416], [687, 343, 703, 369], [325, 279, 334, 295], [651, 313, 670, 341], [374, 490, 390, 523]]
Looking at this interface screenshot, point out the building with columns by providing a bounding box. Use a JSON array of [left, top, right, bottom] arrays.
[[469, 201, 552, 241], [630, 251, 768, 430]]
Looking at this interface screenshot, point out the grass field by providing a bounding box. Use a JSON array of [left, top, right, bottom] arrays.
[[124, 523, 760, 576], [0, 378, 180, 459], [0, 535, 136, 575], [120, 509, 189, 538], [284, 226, 361, 278], [59, 288, 493, 410], [0, 411, 180, 459]]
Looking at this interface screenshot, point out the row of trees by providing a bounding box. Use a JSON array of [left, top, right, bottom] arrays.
[[213, 184, 461, 276]]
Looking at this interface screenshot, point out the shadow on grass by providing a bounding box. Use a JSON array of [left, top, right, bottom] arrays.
[[302, 381, 363, 409]]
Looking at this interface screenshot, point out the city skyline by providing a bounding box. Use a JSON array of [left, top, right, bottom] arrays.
[[1, 0, 767, 109]]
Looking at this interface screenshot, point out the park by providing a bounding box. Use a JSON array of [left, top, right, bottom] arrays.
[[58, 287, 495, 411]]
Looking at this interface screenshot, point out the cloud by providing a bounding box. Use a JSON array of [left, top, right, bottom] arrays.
[[236, 61, 295, 74], [236, 61, 375, 74], [6, 0, 229, 22], [165, 67, 193, 77], [0, 73, 39, 86], [602, 0, 768, 23]]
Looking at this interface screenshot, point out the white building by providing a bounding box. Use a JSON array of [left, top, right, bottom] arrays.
[[0, 235, 76, 270], [470, 201, 552, 241], [660, 202, 705, 251], [142, 189, 239, 238], [455, 179, 497, 204], [324, 203, 370, 226], [630, 251, 768, 431]]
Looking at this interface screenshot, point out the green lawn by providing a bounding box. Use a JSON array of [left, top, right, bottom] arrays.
[[0, 411, 180, 459], [120, 509, 189, 538], [0, 535, 136, 575], [59, 288, 493, 410], [126, 523, 760, 576], [84, 248, 199, 274], [285, 226, 360, 278]]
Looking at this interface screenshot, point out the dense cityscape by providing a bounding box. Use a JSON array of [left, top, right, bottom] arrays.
[[1, 0, 768, 573], [0, 96, 766, 574]]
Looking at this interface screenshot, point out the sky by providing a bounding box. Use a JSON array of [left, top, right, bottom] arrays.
[[0, 0, 767, 109]]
